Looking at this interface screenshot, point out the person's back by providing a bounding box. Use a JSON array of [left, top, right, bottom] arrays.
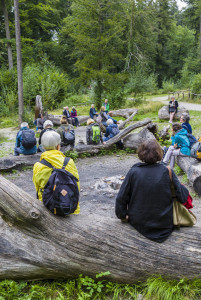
[[57, 124, 75, 146], [174, 128, 191, 155], [33, 131, 80, 214], [86, 119, 102, 145], [14, 122, 37, 156], [115, 139, 189, 243]]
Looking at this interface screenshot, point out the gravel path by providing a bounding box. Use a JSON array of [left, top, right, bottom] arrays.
[[149, 95, 201, 111]]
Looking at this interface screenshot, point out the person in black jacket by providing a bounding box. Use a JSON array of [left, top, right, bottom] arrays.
[[115, 139, 189, 243], [169, 96, 178, 123]]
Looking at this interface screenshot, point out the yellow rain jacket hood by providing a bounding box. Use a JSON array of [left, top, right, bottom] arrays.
[[33, 150, 80, 214]]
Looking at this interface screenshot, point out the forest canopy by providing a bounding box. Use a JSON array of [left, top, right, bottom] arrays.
[[0, 0, 201, 115]]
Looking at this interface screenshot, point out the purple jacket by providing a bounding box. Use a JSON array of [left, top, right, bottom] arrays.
[[71, 110, 77, 118]]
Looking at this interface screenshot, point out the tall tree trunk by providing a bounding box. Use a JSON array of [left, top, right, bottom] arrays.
[[1, 0, 13, 69], [14, 0, 24, 126], [200, 14, 201, 57]]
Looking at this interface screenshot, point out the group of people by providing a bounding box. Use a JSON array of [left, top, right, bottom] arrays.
[[63, 106, 80, 127], [13, 96, 196, 244]]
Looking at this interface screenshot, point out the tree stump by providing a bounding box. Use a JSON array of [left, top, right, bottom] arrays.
[[158, 106, 189, 120]]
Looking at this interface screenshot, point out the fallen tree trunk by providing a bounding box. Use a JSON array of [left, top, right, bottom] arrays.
[[177, 156, 201, 196], [118, 110, 138, 130], [158, 106, 189, 120], [109, 108, 138, 119], [123, 127, 155, 150], [0, 175, 200, 282], [48, 114, 89, 126], [0, 153, 41, 171], [75, 118, 152, 154]]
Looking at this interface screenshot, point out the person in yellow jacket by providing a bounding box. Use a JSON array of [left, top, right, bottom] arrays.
[[33, 130, 80, 214]]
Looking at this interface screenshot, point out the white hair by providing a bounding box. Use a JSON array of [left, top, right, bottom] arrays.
[[43, 120, 53, 129], [106, 118, 113, 125], [21, 122, 28, 128], [41, 131, 61, 151]]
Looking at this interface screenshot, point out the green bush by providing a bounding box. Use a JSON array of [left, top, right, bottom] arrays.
[[191, 73, 201, 94], [162, 80, 175, 93]]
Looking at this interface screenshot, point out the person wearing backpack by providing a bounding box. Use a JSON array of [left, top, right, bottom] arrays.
[[86, 118, 103, 145], [162, 123, 191, 168], [14, 122, 37, 156], [57, 116, 75, 148], [38, 120, 54, 152], [33, 130, 80, 215], [103, 119, 123, 148]]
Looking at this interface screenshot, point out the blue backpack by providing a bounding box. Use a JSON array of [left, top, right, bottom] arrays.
[[187, 133, 197, 148], [40, 157, 79, 216]]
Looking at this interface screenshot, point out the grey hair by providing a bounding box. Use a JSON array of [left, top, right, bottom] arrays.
[[106, 118, 113, 125], [171, 96, 175, 100], [41, 131, 61, 151], [181, 113, 190, 123], [21, 122, 28, 128], [43, 120, 53, 129]]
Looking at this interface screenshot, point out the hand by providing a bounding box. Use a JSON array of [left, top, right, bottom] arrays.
[[103, 142, 106, 145], [121, 215, 129, 223], [174, 143, 177, 149]]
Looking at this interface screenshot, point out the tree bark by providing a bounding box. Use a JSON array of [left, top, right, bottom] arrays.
[[118, 110, 138, 130], [177, 156, 201, 196], [1, 0, 13, 70], [14, 0, 24, 126], [123, 127, 155, 150], [0, 174, 200, 282], [110, 108, 138, 119], [0, 154, 41, 171], [75, 118, 152, 154]]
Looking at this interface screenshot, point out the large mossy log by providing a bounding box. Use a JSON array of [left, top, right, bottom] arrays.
[[0, 154, 41, 171], [158, 106, 189, 120], [0, 175, 200, 282], [177, 156, 201, 196]]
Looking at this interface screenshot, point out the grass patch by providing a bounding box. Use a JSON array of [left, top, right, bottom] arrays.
[[1, 275, 201, 299]]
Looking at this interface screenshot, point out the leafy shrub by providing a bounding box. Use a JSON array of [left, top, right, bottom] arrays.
[[191, 73, 201, 94], [162, 80, 175, 93]]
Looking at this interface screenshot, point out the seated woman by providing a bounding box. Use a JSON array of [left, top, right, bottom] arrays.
[[71, 106, 79, 127], [38, 120, 54, 152], [33, 130, 80, 215], [115, 139, 189, 243], [36, 113, 44, 131], [100, 106, 109, 127], [162, 123, 190, 168], [86, 118, 102, 145], [169, 96, 178, 123], [180, 113, 192, 134], [57, 116, 75, 148], [103, 119, 123, 148]]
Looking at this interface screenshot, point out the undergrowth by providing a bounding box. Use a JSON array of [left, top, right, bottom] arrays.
[[1, 275, 201, 299]]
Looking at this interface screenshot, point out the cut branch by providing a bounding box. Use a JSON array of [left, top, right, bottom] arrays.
[[118, 110, 138, 130]]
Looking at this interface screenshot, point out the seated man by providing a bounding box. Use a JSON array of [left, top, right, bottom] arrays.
[[36, 113, 44, 131], [103, 119, 123, 148], [86, 118, 103, 145], [33, 130, 80, 214], [14, 122, 37, 156], [38, 120, 54, 152], [89, 104, 98, 119], [57, 115, 75, 148]]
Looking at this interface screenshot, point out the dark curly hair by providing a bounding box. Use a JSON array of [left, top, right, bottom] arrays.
[[137, 139, 163, 164], [172, 123, 182, 133]]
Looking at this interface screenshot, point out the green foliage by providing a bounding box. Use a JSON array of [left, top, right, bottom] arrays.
[[162, 80, 175, 93], [174, 165, 185, 176], [65, 150, 79, 161], [191, 74, 201, 94]]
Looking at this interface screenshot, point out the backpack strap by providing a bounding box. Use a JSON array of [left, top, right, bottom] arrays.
[[62, 157, 70, 169], [40, 159, 54, 169]]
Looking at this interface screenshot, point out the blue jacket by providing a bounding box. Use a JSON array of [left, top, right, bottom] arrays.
[[182, 122, 192, 134], [16, 127, 37, 155], [89, 108, 97, 119], [174, 128, 191, 155], [104, 124, 119, 139]]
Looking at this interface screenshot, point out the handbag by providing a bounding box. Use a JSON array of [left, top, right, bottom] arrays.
[[167, 166, 197, 227]]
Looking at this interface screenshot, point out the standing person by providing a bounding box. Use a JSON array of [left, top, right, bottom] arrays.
[[180, 113, 192, 134], [162, 123, 191, 168], [33, 131, 80, 215], [63, 106, 72, 124], [14, 122, 37, 156], [71, 106, 79, 127], [57, 116, 75, 148], [169, 96, 178, 123], [89, 104, 98, 119], [115, 139, 190, 243], [38, 120, 54, 152], [86, 118, 102, 145], [102, 99, 110, 113]]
